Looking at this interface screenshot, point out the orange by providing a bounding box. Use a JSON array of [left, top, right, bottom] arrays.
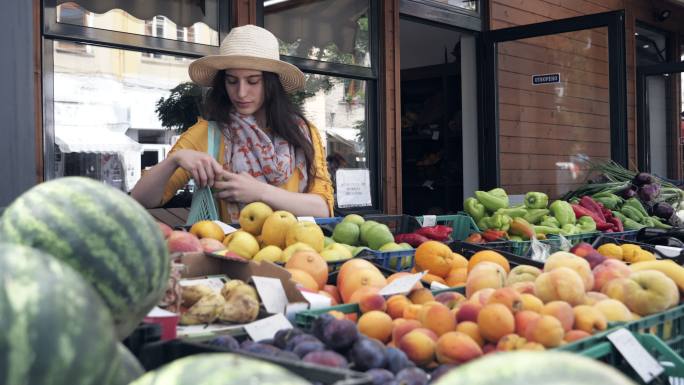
[[189, 220, 225, 242], [467, 250, 510, 273], [286, 268, 319, 291], [415, 241, 455, 278], [285, 250, 328, 290]]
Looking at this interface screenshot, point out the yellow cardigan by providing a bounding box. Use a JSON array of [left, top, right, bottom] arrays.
[[161, 119, 335, 219]]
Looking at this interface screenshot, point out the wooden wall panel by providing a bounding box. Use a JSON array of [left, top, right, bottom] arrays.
[[234, 0, 257, 26]]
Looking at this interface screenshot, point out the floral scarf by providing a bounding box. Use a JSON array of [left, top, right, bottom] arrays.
[[220, 111, 309, 221]]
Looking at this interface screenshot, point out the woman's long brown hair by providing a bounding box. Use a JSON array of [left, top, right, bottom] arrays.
[[204, 70, 316, 187]]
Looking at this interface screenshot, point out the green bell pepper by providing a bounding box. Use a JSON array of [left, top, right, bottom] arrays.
[[540, 215, 560, 228], [508, 235, 524, 242], [488, 213, 512, 232], [550, 200, 576, 226], [641, 217, 655, 227], [560, 224, 578, 236], [624, 198, 649, 218], [650, 216, 673, 229], [474, 188, 509, 213], [524, 209, 550, 225], [623, 218, 646, 231], [621, 206, 645, 222], [592, 194, 622, 210], [495, 206, 528, 218], [534, 225, 561, 235], [464, 197, 486, 222], [612, 210, 627, 223], [477, 216, 491, 231], [524, 192, 549, 209], [577, 216, 597, 233]]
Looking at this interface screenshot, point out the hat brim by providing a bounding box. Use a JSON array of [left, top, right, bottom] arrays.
[[188, 55, 305, 93]]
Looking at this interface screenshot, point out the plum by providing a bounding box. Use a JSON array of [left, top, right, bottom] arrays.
[[293, 340, 326, 358], [395, 367, 428, 385], [303, 350, 349, 369], [242, 342, 282, 356], [367, 368, 394, 385], [385, 347, 414, 374], [285, 333, 321, 351], [274, 327, 304, 349], [428, 364, 458, 384], [240, 340, 256, 349], [276, 350, 300, 361], [260, 338, 275, 346], [206, 335, 239, 350], [321, 319, 358, 351], [350, 338, 387, 371], [311, 313, 336, 341]]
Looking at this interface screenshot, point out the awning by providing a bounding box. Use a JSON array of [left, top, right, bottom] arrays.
[[55, 128, 142, 154]]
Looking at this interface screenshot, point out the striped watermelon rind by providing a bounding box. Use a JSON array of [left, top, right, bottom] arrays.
[[130, 353, 311, 385], [0, 177, 170, 339], [0, 243, 121, 385]]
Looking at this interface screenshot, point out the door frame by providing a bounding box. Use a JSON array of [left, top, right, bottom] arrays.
[[636, 61, 684, 175], [479, 11, 628, 189]]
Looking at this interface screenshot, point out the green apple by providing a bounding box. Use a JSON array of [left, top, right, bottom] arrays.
[[332, 221, 360, 246], [342, 214, 365, 226], [398, 242, 414, 250], [359, 220, 380, 246], [366, 224, 394, 250], [324, 236, 335, 248], [378, 242, 404, 252]]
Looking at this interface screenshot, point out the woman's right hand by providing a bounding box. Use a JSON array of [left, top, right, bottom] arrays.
[[171, 149, 224, 188]]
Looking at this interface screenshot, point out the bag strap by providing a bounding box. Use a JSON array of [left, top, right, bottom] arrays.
[[207, 120, 220, 161]]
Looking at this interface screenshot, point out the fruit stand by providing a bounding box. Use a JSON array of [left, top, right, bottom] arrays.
[[4, 168, 684, 385]]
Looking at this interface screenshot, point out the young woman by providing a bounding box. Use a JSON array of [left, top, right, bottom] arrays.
[[131, 25, 333, 221]]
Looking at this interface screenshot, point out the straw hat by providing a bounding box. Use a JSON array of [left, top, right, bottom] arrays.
[[188, 25, 305, 93]]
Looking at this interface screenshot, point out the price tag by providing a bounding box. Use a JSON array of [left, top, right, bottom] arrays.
[[422, 215, 437, 227], [430, 281, 450, 290], [607, 329, 664, 383], [297, 216, 316, 223], [284, 302, 309, 323], [300, 290, 332, 310], [379, 271, 426, 296], [244, 313, 293, 342], [655, 245, 683, 258], [252, 276, 289, 314], [179, 277, 228, 293], [213, 221, 238, 235], [336, 169, 372, 208], [431, 131, 440, 140]]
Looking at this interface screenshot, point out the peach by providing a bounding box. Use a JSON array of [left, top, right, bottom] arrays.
[[564, 329, 592, 342], [477, 303, 515, 343], [339, 268, 386, 303], [357, 310, 393, 343], [436, 331, 483, 364], [601, 278, 629, 303], [456, 321, 484, 347], [409, 288, 435, 305], [167, 230, 202, 253], [610, 271, 679, 316], [520, 293, 544, 312], [158, 222, 174, 238], [419, 302, 456, 336], [199, 237, 225, 253], [466, 262, 506, 298], [540, 301, 575, 332], [359, 292, 387, 313], [510, 281, 536, 294], [434, 291, 466, 309], [403, 304, 423, 320], [524, 315, 564, 348], [592, 259, 631, 291], [496, 333, 528, 351], [572, 305, 607, 334], [544, 252, 594, 291], [520, 342, 545, 351], [486, 287, 523, 313], [348, 286, 381, 305], [322, 285, 342, 304], [456, 302, 482, 323], [337, 259, 381, 286], [506, 265, 542, 285], [514, 310, 541, 336], [328, 310, 346, 320], [571, 242, 606, 268], [387, 295, 412, 319], [593, 299, 632, 322], [468, 288, 496, 306], [584, 291, 609, 305], [392, 319, 422, 345], [534, 267, 586, 306], [399, 329, 438, 366]]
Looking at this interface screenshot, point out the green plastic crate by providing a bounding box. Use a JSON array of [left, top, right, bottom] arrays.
[[294, 286, 466, 330], [547, 231, 600, 249], [416, 214, 479, 241], [619, 303, 684, 356], [558, 331, 684, 385]]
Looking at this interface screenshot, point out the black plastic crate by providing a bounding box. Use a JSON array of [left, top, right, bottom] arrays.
[[139, 339, 372, 385], [449, 241, 545, 269], [123, 323, 162, 359]]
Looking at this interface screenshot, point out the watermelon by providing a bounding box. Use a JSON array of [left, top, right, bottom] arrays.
[[130, 353, 311, 385], [432, 351, 636, 385], [114, 343, 145, 385], [0, 177, 170, 339], [0, 243, 121, 385]]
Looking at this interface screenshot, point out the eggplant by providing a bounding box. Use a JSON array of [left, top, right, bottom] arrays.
[[620, 185, 638, 199], [632, 172, 655, 187], [637, 183, 661, 202], [653, 202, 675, 221]]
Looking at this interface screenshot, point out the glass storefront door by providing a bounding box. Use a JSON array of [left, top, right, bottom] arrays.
[[481, 11, 627, 198]]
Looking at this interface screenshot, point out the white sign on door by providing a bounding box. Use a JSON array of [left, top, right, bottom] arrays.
[[336, 169, 372, 208]]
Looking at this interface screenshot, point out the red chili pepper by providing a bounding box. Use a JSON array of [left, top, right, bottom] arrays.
[[394, 233, 429, 247], [607, 216, 624, 232], [596, 222, 615, 231], [482, 229, 507, 242], [579, 196, 607, 223], [465, 233, 484, 244], [572, 204, 607, 226], [416, 226, 452, 241]]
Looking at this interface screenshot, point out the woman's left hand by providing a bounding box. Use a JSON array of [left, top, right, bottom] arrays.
[[212, 171, 269, 203]]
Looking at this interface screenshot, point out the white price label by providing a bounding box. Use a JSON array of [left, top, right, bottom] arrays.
[[336, 169, 372, 209], [422, 215, 437, 227], [379, 271, 426, 296], [213, 221, 238, 235], [179, 277, 228, 293], [655, 245, 683, 258], [430, 281, 450, 290], [244, 313, 293, 342], [300, 290, 332, 309], [607, 329, 664, 383], [252, 276, 289, 314], [297, 216, 316, 223]]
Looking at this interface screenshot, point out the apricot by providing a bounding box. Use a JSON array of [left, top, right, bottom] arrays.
[[593, 299, 632, 322], [520, 293, 544, 312], [435, 332, 483, 364], [564, 329, 592, 343], [399, 329, 437, 366], [456, 302, 482, 323], [477, 303, 515, 343], [524, 315, 564, 348], [409, 288, 435, 305], [540, 301, 575, 332], [466, 262, 506, 298], [348, 286, 381, 304], [403, 304, 423, 320], [584, 291, 609, 305], [357, 310, 393, 343], [392, 319, 422, 346], [514, 310, 541, 336], [387, 295, 412, 319], [418, 302, 455, 336], [496, 333, 528, 351], [543, 252, 594, 291], [486, 287, 523, 313], [573, 305, 607, 334], [468, 288, 496, 306], [509, 281, 536, 295], [592, 259, 631, 291], [434, 291, 465, 309], [534, 267, 586, 306], [455, 321, 484, 347], [359, 293, 387, 314]]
